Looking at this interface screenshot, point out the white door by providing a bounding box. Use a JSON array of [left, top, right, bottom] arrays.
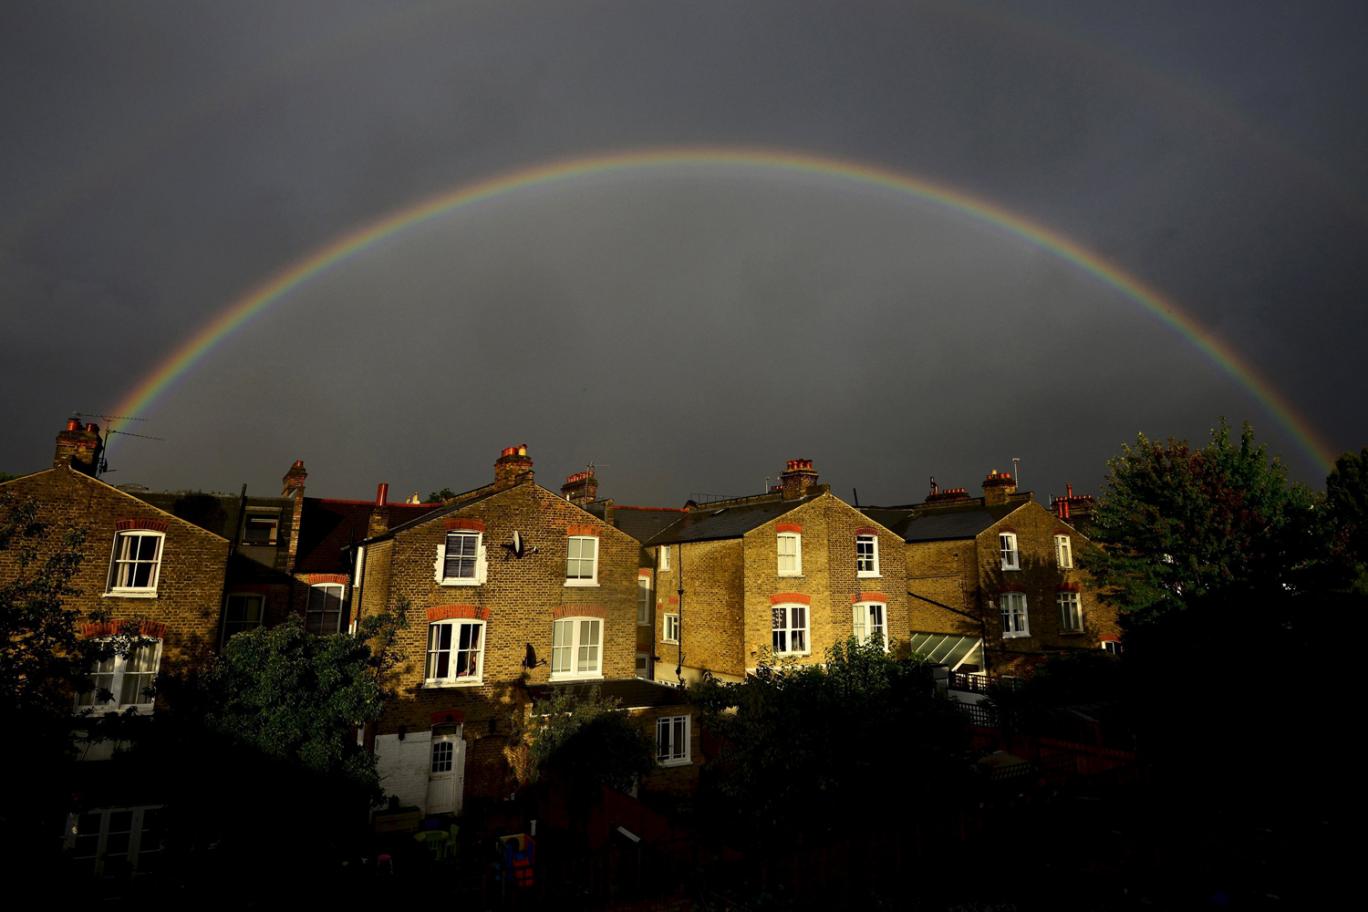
[[425, 730, 465, 815]]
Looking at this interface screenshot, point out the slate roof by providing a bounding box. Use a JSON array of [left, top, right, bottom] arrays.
[[371, 487, 502, 539], [295, 498, 441, 571], [527, 678, 692, 710], [590, 504, 687, 543], [645, 495, 818, 546], [861, 502, 1021, 542]]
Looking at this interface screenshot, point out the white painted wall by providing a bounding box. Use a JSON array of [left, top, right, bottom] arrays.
[[375, 731, 432, 811]]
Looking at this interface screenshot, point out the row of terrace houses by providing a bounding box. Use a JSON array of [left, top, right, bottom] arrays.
[[2, 420, 1117, 870]]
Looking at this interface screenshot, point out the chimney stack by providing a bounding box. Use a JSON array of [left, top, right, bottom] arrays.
[[982, 469, 1016, 506], [53, 417, 102, 476], [561, 469, 599, 506], [493, 444, 534, 490], [281, 459, 308, 497], [368, 482, 390, 537], [780, 458, 819, 500]]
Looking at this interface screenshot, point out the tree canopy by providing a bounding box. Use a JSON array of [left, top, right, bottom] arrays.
[[1083, 421, 1317, 622], [199, 611, 401, 795], [691, 639, 970, 850]]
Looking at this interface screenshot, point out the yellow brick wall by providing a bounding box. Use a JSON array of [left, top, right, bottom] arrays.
[[742, 494, 909, 670], [653, 538, 745, 680], [976, 502, 1119, 672], [359, 481, 640, 739], [0, 468, 229, 697]]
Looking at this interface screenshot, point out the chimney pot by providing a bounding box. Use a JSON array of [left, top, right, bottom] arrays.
[[779, 457, 819, 500], [375, 482, 389, 506], [66, 417, 81, 432]]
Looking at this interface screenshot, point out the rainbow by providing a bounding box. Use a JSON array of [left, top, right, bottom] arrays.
[[109, 146, 1336, 472]]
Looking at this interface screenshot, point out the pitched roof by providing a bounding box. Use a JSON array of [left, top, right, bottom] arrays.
[[862, 502, 1021, 542], [591, 504, 686, 543], [295, 498, 441, 571], [646, 495, 818, 546]]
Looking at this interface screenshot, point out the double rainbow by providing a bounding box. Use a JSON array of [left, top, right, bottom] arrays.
[[109, 146, 1336, 472]]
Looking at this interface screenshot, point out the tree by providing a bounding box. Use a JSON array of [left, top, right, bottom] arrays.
[[425, 488, 458, 503], [199, 611, 402, 794], [514, 686, 655, 794], [1079, 422, 1344, 905], [0, 491, 92, 871], [1325, 447, 1368, 596], [0, 491, 88, 727], [691, 640, 969, 859], [1084, 421, 1316, 622]]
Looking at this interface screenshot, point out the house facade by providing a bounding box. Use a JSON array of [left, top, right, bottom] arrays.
[[644, 459, 910, 683], [866, 471, 1120, 677], [351, 446, 680, 816]]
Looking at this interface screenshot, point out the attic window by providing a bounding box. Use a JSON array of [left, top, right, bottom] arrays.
[[244, 515, 278, 546]]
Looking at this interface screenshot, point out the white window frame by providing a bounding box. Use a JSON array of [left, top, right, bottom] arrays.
[[565, 536, 599, 587], [663, 612, 680, 644], [1101, 640, 1123, 656], [1057, 591, 1083, 633], [64, 804, 165, 876], [856, 534, 880, 578], [434, 531, 487, 586], [1000, 592, 1030, 638], [656, 714, 691, 767], [852, 601, 888, 650], [75, 638, 163, 715], [223, 592, 265, 643], [999, 532, 1020, 571], [424, 619, 486, 686], [771, 603, 809, 656], [551, 617, 603, 681], [1055, 534, 1073, 569], [637, 576, 652, 626], [658, 545, 670, 572], [105, 530, 164, 597], [777, 533, 802, 577], [306, 582, 346, 634]]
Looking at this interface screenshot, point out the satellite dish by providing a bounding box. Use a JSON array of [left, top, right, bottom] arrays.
[[512, 530, 523, 557]]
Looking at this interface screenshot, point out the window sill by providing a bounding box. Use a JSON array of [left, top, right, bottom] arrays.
[[772, 651, 811, 658], [637, 620, 651, 627], [1002, 632, 1031, 640], [437, 578, 482, 587], [103, 590, 159, 599], [549, 673, 603, 683], [1001, 565, 1020, 572], [657, 758, 691, 768], [421, 678, 484, 689], [776, 573, 804, 579], [564, 579, 599, 588], [1059, 630, 1084, 637], [662, 639, 679, 646], [856, 572, 881, 579]]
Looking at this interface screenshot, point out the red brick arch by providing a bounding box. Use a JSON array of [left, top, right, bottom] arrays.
[[770, 592, 811, 605], [427, 605, 488, 622]]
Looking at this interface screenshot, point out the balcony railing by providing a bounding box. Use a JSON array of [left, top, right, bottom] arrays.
[[948, 671, 1023, 694]]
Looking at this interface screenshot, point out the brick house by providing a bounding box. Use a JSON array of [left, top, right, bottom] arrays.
[[351, 446, 695, 816], [133, 461, 440, 646], [1, 420, 231, 720], [1, 420, 231, 876], [864, 471, 1120, 677], [641, 459, 909, 684]]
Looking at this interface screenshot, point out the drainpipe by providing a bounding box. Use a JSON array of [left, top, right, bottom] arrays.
[[216, 484, 248, 649], [675, 545, 685, 686]]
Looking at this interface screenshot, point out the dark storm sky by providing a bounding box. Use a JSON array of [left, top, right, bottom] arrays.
[[3, 1, 1365, 506]]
